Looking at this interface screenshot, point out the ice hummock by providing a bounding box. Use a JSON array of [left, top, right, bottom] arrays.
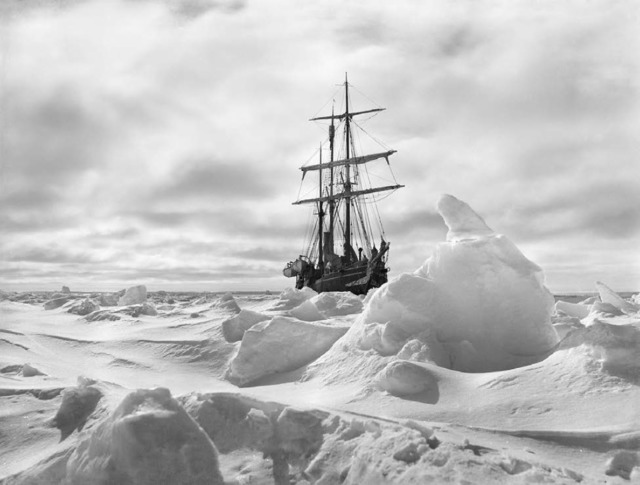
[[222, 309, 270, 342], [227, 316, 348, 386], [553, 280, 639, 329], [117, 285, 148, 306], [269, 286, 317, 311], [596, 280, 640, 315], [52, 384, 103, 441], [337, 194, 559, 373], [64, 388, 224, 485], [437, 194, 495, 242]]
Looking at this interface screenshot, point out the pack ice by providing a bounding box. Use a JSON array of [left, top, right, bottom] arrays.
[[351, 194, 559, 373]]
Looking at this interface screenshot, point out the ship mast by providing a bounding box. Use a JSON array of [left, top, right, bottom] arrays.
[[329, 104, 335, 261], [317, 143, 323, 270], [343, 73, 352, 264]]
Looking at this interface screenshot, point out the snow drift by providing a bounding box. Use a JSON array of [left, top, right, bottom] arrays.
[[558, 319, 640, 379]]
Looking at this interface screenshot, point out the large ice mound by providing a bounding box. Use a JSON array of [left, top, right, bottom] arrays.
[[311, 291, 364, 316], [227, 316, 349, 386], [270, 287, 317, 311], [596, 281, 640, 315], [52, 384, 103, 441], [348, 194, 559, 373], [117, 285, 148, 306], [64, 387, 224, 485]]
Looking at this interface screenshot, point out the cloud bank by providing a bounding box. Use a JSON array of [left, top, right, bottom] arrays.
[[1, 0, 638, 292]]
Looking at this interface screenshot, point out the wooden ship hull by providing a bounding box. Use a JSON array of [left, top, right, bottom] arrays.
[[286, 255, 388, 295]]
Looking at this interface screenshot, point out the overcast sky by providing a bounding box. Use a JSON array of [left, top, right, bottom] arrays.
[[1, 0, 639, 293]]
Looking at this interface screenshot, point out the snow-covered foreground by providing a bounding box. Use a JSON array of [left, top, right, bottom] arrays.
[[1, 196, 639, 484]]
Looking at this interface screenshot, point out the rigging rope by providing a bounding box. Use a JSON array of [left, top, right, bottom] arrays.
[[305, 216, 319, 263], [353, 199, 372, 255], [301, 209, 316, 256], [352, 118, 391, 152], [349, 83, 384, 111], [310, 87, 342, 121]]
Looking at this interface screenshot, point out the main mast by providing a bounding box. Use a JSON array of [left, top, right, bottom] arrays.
[[317, 143, 323, 270], [343, 74, 352, 264], [329, 105, 335, 262]]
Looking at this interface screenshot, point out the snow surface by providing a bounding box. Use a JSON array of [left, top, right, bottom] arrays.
[[1, 195, 639, 484]]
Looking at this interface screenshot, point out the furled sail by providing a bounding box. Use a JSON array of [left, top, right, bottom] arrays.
[[309, 108, 385, 121], [300, 150, 397, 173], [293, 184, 404, 205]]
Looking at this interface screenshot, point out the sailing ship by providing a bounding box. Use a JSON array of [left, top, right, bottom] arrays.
[[283, 75, 404, 295]]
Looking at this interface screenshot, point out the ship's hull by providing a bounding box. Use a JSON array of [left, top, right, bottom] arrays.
[[295, 261, 387, 295]]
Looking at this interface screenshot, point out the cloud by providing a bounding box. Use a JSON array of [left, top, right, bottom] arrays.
[[0, 186, 61, 211], [121, 208, 299, 243], [165, 0, 246, 19], [156, 157, 275, 202], [230, 246, 295, 263], [383, 208, 446, 240], [1, 0, 638, 291], [4, 86, 112, 184], [4, 246, 106, 264]]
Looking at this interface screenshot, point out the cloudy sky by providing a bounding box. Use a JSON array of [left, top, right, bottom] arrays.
[[1, 0, 639, 293]]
